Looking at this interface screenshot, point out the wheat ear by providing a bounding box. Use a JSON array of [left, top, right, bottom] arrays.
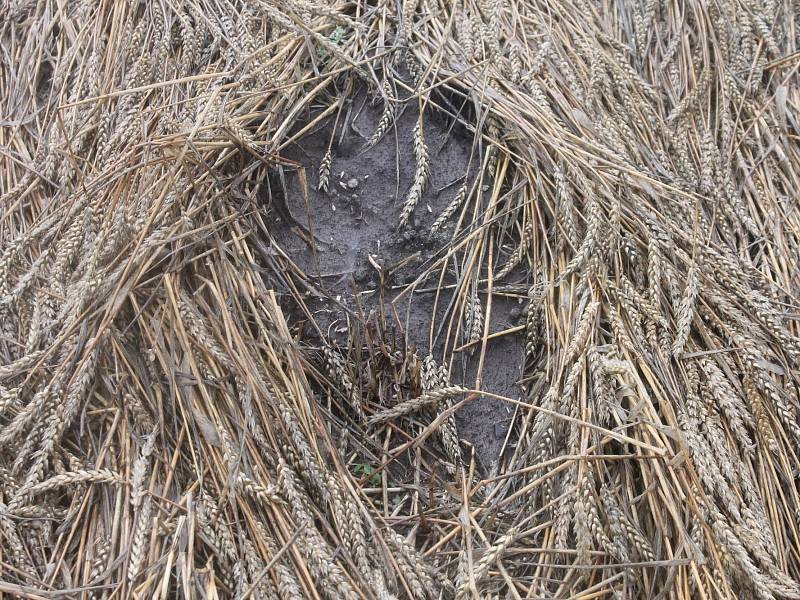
[[367, 386, 468, 426], [366, 79, 394, 148], [318, 148, 332, 192], [399, 116, 430, 227]]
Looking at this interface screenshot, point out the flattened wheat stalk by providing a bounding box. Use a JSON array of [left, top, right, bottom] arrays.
[[667, 69, 711, 123], [0, 386, 19, 414], [278, 460, 359, 600], [87, 536, 110, 598], [485, 119, 501, 179], [399, 115, 430, 227], [554, 164, 578, 248], [423, 355, 462, 471], [0, 503, 36, 574], [457, 11, 475, 59], [385, 528, 443, 597], [17, 469, 124, 500], [367, 386, 467, 427], [400, 0, 419, 46], [318, 149, 332, 192], [464, 289, 484, 349], [574, 464, 609, 564], [495, 221, 533, 279], [323, 345, 362, 418], [566, 300, 600, 362], [431, 182, 468, 233], [237, 474, 284, 505], [455, 525, 519, 600], [525, 280, 546, 359], [259, 523, 304, 599], [130, 432, 156, 509], [672, 264, 700, 357], [367, 80, 394, 148], [128, 496, 152, 585]]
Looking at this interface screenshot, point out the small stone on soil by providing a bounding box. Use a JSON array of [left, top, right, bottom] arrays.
[[347, 178, 359, 189]]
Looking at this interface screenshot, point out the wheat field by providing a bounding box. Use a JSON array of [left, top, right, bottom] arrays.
[[1, 0, 800, 598]]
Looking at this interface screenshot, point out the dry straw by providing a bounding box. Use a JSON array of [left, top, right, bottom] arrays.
[[1, 0, 800, 598]]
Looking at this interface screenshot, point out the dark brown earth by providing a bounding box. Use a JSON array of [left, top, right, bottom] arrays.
[[266, 85, 525, 471]]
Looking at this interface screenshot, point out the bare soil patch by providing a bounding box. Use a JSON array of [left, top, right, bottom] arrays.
[[267, 86, 525, 469]]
